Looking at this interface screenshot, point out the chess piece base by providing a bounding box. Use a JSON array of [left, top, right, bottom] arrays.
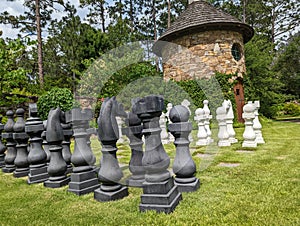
[[44, 176, 70, 188], [229, 138, 238, 143], [13, 168, 29, 178], [174, 178, 200, 193], [255, 137, 265, 144], [139, 178, 182, 214], [28, 165, 49, 184], [66, 165, 73, 175], [68, 170, 100, 196], [196, 140, 208, 146], [218, 140, 231, 147], [2, 165, 15, 173], [94, 186, 128, 202], [0, 155, 5, 168], [242, 141, 257, 148]]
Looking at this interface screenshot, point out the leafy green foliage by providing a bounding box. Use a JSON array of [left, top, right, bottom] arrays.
[[37, 87, 74, 120]]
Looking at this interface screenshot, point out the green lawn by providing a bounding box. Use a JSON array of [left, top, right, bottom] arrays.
[[0, 120, 299, 225]]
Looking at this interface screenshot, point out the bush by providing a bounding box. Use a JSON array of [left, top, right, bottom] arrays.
[[282, 102, 300, 116], [37, 87, 74, 120]]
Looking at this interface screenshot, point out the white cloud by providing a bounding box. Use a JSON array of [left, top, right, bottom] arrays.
[[0, 0, 88, 39]]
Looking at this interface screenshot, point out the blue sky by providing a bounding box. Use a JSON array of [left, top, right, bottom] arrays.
[[0, 0, 91, 39]]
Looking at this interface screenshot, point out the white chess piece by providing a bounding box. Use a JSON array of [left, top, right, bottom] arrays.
[[203, 100, 213, 144], [194, 108, 208, 146], [166, 103, 174, 143], [216, 106, 231, 147], [224, 100, 238, 143], [181, 99, 193, 142], [160, 112, 169, 144], [242, 102, 257, 148], [116, 116, 125, 144], [253, 101, 265, 144]]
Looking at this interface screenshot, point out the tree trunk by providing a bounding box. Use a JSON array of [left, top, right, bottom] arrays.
[[167, 0, 171, 28], [100, 1, 106, 33], [35, 0, 44, 87]]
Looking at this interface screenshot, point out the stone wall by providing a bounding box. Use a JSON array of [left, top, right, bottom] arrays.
[[162, 30, 246, 81]]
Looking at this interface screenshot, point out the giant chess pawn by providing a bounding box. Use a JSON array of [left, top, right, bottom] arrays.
[[181, 99, 193, 142], [216, 106, 231, 147], [133, 95, 182, 213], [44, 107, 70, 188], [194, 108, 208, 146], [2, 110, 17, 173], [13, 108, 30, 178], [122, 112, 145, 187], [242, 102, 257, 148], [26, 103, 48, 184], [253, 101, 265, 144], [224, 100, 238, 143], [169, 105, 200, 192], [94, 97, 128, 202], [66, 108, 99, 195], [0, 116, 6, 168], [203, 100, 213, 144]]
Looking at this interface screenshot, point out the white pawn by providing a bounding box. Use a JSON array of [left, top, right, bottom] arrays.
[[181, 99, 193, 142], [223, 100, 238, 143], [203, 100, 213, 144], [116, 116, 125, 144], [216, 106, 231, 147], [160, 112, 169, 144], [166, 103, 174, 143], [194, 108, 208, 146], [253, 101, 265, 144], [242, 102, 257, 148]]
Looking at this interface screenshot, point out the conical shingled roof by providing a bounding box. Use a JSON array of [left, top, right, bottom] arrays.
[[154, 0, 254, 55]]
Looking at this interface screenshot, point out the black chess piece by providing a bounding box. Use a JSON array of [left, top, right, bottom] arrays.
[[168, 105, 200, 192], [61, 119, 73, 175], [2, 110, 17, 173], [132, 95, 182, 214], [44, 107, 70, 188], [122, 112, 145, 187], [66, 108, 99, 195], [94, 97, 128, 202], [0, 116, 6, 168], [26, 103, 48, 184], [13, 108, 30, 178], [41, 120, 51, 164]]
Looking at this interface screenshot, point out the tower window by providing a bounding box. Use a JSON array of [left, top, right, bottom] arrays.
[[231, 43, 242, 61]]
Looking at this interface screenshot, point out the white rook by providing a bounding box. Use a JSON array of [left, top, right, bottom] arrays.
[[253, 101, 265, 144]]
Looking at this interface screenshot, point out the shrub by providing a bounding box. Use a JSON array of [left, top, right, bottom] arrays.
[[37, 87, 74, 120], [282, 102, 300, 116]]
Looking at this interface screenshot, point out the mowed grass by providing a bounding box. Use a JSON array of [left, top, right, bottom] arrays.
[[0, 120, 299, 225]]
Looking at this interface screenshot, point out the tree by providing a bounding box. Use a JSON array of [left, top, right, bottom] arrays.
[[43, 4, 111, 92], [274, 33, 300, 98], [79, 0, 107, 32], [0, 38, 33, 112], [0, 0, 65, 87]]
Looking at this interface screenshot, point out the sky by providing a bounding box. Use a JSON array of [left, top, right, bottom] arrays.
[[0, 0, 90, 39]]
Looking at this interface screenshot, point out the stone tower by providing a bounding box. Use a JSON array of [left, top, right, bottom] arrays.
[[153, 0, 254, 122]]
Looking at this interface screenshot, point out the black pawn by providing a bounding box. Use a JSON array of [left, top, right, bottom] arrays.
[[168, 105, 200, 192], [25, 103, 49, 184], [13, 108, 30, 178], [61, 120, 73, 174], [122, 112, 145, 187], [0, 116, 6, 167], [133, 95, 182, 214], [2, 110, 17, 173], [94, 97, 128, 202], [66, 108, 99, 195], [44, 107, 70, 188]]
